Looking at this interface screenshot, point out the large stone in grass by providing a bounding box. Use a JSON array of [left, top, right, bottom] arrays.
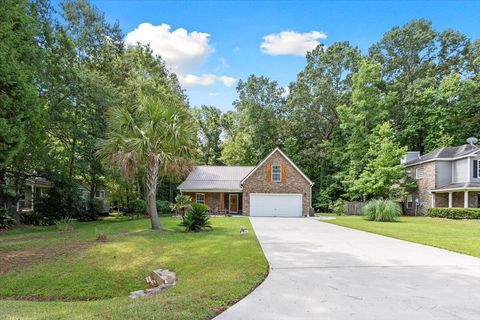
[[129, 269, 176, 299]]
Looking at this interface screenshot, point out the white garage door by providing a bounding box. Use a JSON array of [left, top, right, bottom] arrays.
[[250, 193, 302, 217]]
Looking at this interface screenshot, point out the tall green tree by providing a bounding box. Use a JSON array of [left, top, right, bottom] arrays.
[[195, 105, 224, 165], [351, 122, 407, 199], [222, 75, 285, 165], [100, 93, 196, 230], [336, 60, 391, 198], [285, 42, 361, 203]]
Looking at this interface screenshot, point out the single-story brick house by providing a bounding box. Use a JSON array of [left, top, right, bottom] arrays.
[[177, 148, 314, 217]]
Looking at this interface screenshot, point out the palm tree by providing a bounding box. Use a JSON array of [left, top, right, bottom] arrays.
[[99, 94, 195, 230]]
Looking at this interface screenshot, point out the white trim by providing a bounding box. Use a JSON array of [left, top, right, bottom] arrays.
[[404, 149, 480, 168], [271, 164, 281, 182], [240, 147, 314, 185], [415, 166, 425, 179], [229, 194, 238, 213], [448, 192, 453, 208], [431, 187, 480, 192], [464, 191, 469, 208], [250, 192, 303, 196]]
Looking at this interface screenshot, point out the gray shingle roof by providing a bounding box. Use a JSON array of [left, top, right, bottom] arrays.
[[433, 182, 480, 191], [404, 144, 479, 166], [177, 166, 255, 191]]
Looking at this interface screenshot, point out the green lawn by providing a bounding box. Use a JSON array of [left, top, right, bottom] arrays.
[[0, 217, 268, 320], [323, 215, 480, 257]]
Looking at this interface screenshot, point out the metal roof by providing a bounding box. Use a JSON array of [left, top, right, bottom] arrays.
[[404, 144, 479, 166], [177, 166, 255, 191]]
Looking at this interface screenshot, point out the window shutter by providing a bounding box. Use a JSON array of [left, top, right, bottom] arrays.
[[474, 160, 478, 178], [265, 162, 272, 181], [281, 161, 287, 182]]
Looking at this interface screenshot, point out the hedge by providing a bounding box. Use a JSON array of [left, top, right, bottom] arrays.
[[426, 207, 480, 219]]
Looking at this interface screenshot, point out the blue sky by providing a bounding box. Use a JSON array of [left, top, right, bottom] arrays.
[[84, 0, 480, 111]]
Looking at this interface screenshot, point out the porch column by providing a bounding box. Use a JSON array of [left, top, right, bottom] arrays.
[[448, 192, 453, 208], [31, 185, 34, 211], [464, 191, 469, 208], [431, 192, 436, 208]]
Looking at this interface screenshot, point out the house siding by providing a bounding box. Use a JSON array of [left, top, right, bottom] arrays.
[[242, 150, 311, 216], [453, 158, 469, 183]]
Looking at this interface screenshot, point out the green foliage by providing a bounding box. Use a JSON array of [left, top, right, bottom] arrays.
[[179, 203, 212, 232], [329, 199, 347, 216], [34, 180, 86, 225], [126, 199, 147, 216], [352, 122, 408, 199], [196, 106, 224, 165], [20, 211, 44, 226], [55, 216, 75, 232], [170, 194, 192, 216], [426, 208, 480, 219], [362, 199, 402, 222], [0, 208, 15, 230], [156, 200, 171, 215]]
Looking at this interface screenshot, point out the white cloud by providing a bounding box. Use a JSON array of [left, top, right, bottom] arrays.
[[261, 30, 327, 56], [125, 22, 213, 74], [178, 74, 237, 87], [125, 23, 236, 88], [208, 92, 220, 96]]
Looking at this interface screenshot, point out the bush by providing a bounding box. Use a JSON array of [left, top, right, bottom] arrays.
[[179, 203, 212, 232], [77, 199, 103, 222], [426, 208, 480, 219], [329, 199, 347, 215], [34, 180, 86, 225], [156, 200, 171, 215], [0, 208, 15, 230], [55, 216, 75, 232], [20, 211, 44, 226], [126, 199, 147, 215], [362, 199, 402, 222], [170, 194, 192, 216]]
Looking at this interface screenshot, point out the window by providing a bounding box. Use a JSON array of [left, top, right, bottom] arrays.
[[415, 166, 425, 179], [406, 195, 413, 209], [272, 165, 281, 182], [95, 190, 105, 198], [196, 193, 205, 204]]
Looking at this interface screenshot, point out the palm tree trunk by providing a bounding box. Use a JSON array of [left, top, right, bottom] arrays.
[[146, 158, 161, 230]]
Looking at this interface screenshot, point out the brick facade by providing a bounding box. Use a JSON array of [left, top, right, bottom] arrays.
[[405, 161, 436, 215], [241, 150, 312, 216]]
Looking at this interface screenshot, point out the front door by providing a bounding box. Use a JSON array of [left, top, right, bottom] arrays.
[[229, 194, 238, 213]]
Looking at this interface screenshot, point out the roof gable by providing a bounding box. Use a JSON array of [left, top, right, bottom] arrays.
[[240, 148, 313, 185]]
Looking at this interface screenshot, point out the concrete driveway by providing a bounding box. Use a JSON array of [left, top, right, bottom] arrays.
[[216, 217, 480, 320]]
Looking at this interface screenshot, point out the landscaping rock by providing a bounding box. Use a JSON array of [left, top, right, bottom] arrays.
[[129, 269, 176, 299]]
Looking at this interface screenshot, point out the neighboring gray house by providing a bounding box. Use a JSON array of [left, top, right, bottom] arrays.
[[16, 178, 110, 214], [178, 148, 314, 217], [402, 139, 480, 215]]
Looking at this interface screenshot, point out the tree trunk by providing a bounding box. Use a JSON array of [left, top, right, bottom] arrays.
[[146, 157, 161, 230]]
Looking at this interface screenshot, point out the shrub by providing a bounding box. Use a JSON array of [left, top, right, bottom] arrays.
[[329, 199, 347, 215], [362, 199, 402, 222], [170, 194, 192, 216], [77, 199, 103, 222], [179, 203, 212, 232], [55, 216, 75, 232], [156, 200, 171, 215], [34, 180, 86, 225], [0, 208, 15, 230], [126, 199, 147, 216], [426, 208, 480, 219], [20, 211, 44, 226]]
